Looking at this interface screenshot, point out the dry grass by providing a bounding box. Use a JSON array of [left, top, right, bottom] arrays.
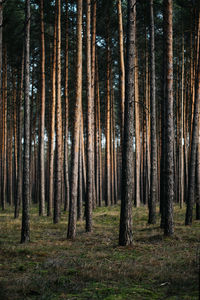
[[0, 204, 199, 299]]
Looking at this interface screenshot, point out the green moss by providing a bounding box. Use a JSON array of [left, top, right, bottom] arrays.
[[0, 204, 199, 299]]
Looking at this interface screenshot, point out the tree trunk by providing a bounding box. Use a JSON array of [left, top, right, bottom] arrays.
[[185, 9, 200, 225], [67, 0, 83, 240], [134, 45, 140, 208], [54, 0, 63, 224], [105, 25, 111, 207], [39, 0, 46, 216], [64, 0, 70, 212], [119, 0, 135, 246], [117, 0, 125, 145], [2, 46, 7, 211], [163, 0, 174, 236], [15, 51, 24, 219], [77, 123, 83, 221], [85, 0, 93, 232], [148, 0, 158, 224], [179, 34, 184, 208], [21, 0, 31, 243], [48, 1, 57, 217], [95, 55, 102, 207]]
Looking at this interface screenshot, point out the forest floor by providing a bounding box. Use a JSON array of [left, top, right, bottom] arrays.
[[0, 204, 199, 300]]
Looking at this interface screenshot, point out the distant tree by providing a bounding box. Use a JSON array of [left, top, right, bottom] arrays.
[[38, 0, 45, 216], [15, 52, 24, 219], [64, 0, 70, 212], [48, 0, 57, 217], [148, 0, 158, 224], [54, 0, 62, 224]]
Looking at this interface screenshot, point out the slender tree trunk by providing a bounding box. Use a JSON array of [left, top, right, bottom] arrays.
[[13, 73, 18, 208], [67, 0, 83, 240], [91, 0, 97, 209], [21, 0, 30, 243], [48, 1, 57, 217], [0, 1, 2, 208], [105, 25, 111, 207], [2, 47, 7, 210], [196, 127, 200, 219], [64, 0, 70, 212], [179, 34, 184, 208], [117, 0, 125, 144], [54, 0, 63, 224], [95, 55, 102, 207], [119, 0, 135, 246], [110, 80, 115, 206], [77, 123, 83, 221], [148, 0, 158, 224], [39, 0, 46, 216], [185, 9, 200, 225], [15, 52, 24, 219], [85, 0, 93, 232], [134, 45, 140, 208], [7, 98, 13, 206], [163, 0, 174, 236]]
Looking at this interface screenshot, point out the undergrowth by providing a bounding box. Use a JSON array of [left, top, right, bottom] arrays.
[[0, 204, 199, 299]]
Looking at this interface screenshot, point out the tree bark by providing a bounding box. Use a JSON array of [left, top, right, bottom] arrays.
[[134, 45, 140, 208], [163, 0, 174, 236], [39, 0, 46, 216], [48, 0, 57, 217], [117, 0, 125, 144], [67, 0, 83, 240], [185, 9, 200, 225], [64, 0, 70, 212], [21, 0, 31, 243], [54, 0, 63, 224], [149, 0, 158, 224], [105, 24, 111, 207], [86, 0, 93, 232], [119, 0, 135, 246], [15, 51, 24, 219]]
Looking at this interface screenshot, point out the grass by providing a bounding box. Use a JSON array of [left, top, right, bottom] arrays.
[[0, 204, 199, 299]]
